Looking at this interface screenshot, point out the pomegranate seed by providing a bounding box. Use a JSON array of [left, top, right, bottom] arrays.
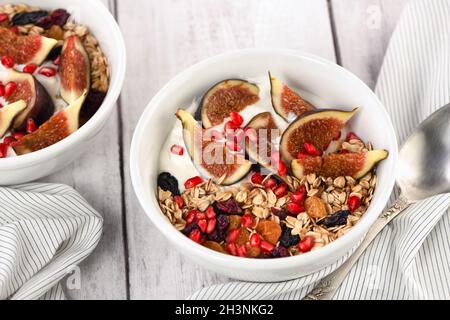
[[9, 26, 18, 34], [206, 207, 216, 219], [185, 211, 196, 225], [226, 243, 237, 256], [0, 13, 9, 22], [198, 219, 207, 233], [196, 212, 206, 221], [299, 236, 314, 253], [241, 214, 255, 228], [224, 121, 239, 132], [260, 241, 275, 253], [174, 195, 184, 208], [303, 142, 322, 156], [244, 127, 258, 142], [251, 172, 264, 185], [230, 112, 244, 127], [290, 187, 306, 204], [13, 132, 25, 140], [273, 184, 288, 198], [4, 82, 16, 98], [0, 84, 4, 97], [297, 152, 311, 160], [206, 219, 216, 234], [263, 178, 278, 190], [347, 196, 361, 213], [184, 176, 203, 189], [27, 118, 37, 134], [236, 244, 247, 257], [23, 64, 38, 74], [53, 56, 61, 65], [250, 233, 261, 247], [39, 67, 57, 77], [346, 132, 360, 142], [1, 55, 15, 68], [3, 136, 16, 145], [170, 144, 184, 156], [225, 139, 242, 152], [0, 143, 8, 158], [287, 202, 304, 215], [333, 131, 342, 141], [278, 160, 288, 176], [189, 229, 202, 244], [226, 228, 241, 244]]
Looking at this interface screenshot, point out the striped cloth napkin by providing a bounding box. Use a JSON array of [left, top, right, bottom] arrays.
[[0, 183, 103, 300], [189, 0, 450, 300]]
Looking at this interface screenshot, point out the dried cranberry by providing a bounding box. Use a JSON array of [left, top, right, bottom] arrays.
[[280, 225, 300, 248], [206, 228, 227, 243], [214, 199, 242, 215], [319, 210, 350, 228], [182, 222, 198, 236], [157, 172, 180, 196], [271, 208, 288, 221], [216, 214, 230, 231], [272, 246, 289, 258], [36, 9, 70, 29]]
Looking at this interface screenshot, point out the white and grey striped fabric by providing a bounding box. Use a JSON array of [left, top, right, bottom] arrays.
[[0, 183, 103, 300], [189, 0, 450, 300]]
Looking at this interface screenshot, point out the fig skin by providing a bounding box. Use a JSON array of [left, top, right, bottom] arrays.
[[0, 100, 27, 137], [5, 70, 55, 131], [196, 79, 260, 128], [176, 109, 252, 186], [60, 35, 91, 104], [280, 108, 359, 162]]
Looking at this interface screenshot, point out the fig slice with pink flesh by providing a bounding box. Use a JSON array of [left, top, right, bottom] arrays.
[[13, 90, 88, 155], [291, 150, 389, 180], [5, 69, 55, 131], [269, 72, 315, 121], [280, 108, 359, 162], [0, 27, 57, 65], [197, 79, 260, 128], [59, 35, 91, 105], [0, 100, 27, 137], [176, 109, 252, 186]]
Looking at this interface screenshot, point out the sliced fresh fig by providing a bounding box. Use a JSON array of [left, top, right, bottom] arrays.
[[0, 27, 57, 65], [245, 112, 280, 168], [5, 69, 55, 131], [280, 109, 359, 162], [176, 109, 252, 185], [13, 91, 88, 155], [0, 100, 27, 137], [292, 150, 389, 180], [269, 72, 315, 121], [197, 80, 260, 128], [60, 35, 91, 105]]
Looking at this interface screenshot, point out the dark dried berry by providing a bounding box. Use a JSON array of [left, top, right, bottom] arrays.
[[280, 225, 300, 248], [206, 228, 227, 243], [271, 208, 288, 221], [272, 246, 289, 258], [36, 9, 70, 29], [214, 199, 243, 215], [216, 214, 230, 232], [182, 222, 198, 236], [157, 172, 180, 196], [319, 210, 350, 228], [80, 90, 107, 126], [12, 10, 48, 25]]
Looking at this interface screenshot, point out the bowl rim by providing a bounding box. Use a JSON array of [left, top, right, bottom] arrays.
[[0, 0, 126, 169], [130, 48, 398, 271]]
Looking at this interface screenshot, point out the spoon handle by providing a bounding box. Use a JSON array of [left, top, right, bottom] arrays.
[[304, 196, 411, 300]]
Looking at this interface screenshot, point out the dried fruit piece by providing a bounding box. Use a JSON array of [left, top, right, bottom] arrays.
[[12, 10, 48, 26], [196, 79, 260, 128], [246, 245, 262, 258], [280, 108, 359, 162], [0, 100, 27, 137], [228, 215, 242, 231], [269, 72, 315, 121], [271, 246, 289, 258], [280, 225, 300, 248], [304, 196, 327, 219], [157, 172, 180, 196], [292, 150, 388, 180], [256, 220, 282, 245], [203, 241, 226, 254], [0, 27, 57, 65], [235, 228, 250, 245], [214, 199, 243, 215], [5, 69, 55, 131], [319, 210, 350, 228], [13, 91, 87, 155], [36, 9, 70, 29], [176, 109, 252, 185], [60, 36, 91, 104]]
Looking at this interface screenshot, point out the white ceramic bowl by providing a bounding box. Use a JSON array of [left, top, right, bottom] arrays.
[[0, 0, 126, 185], [130, 49, 398, 282]]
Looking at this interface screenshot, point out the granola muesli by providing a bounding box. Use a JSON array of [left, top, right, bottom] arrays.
[[157, 74, 388, 259]]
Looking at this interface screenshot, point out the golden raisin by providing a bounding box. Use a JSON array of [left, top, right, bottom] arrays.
[[256, 220, 282, 245], [305, 196, 327, 219]]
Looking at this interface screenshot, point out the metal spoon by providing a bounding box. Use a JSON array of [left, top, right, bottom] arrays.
[[305, 103, 450, 300]]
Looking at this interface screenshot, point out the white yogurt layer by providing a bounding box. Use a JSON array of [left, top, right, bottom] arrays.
[[159, 75, 328, 191]]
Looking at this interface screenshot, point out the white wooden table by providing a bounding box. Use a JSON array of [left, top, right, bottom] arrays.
[[50, 0, 411, 299]]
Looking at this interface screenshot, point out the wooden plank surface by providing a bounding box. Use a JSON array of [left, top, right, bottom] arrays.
[[117, 0, 337, 299], [43, 0, 128, 300]]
